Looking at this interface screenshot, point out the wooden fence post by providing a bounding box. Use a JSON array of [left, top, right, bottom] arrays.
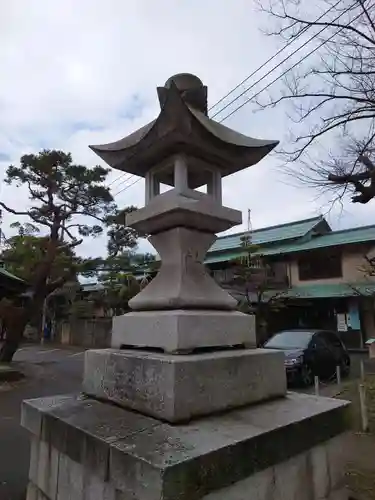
[[358, 382, 369, 432], [314, 376, 320, 396], [360, 359, 365, 382], [336, 365, 341, 386]]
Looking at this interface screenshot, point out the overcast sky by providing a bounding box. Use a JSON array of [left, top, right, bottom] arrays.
[[1, 0, 374, 259]]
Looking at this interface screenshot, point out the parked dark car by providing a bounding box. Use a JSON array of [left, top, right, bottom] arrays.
[[263, 329, 350, 386]]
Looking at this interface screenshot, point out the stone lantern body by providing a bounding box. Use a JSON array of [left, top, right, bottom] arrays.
[[90, 73, 279, 354]]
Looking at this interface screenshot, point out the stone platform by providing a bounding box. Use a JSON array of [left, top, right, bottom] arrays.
[[22, 392, 350, 500], [82, 348, 286, 422], [111, 310, 256, 352]]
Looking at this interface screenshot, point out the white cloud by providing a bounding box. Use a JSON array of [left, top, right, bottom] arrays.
[[1, 0, 374, 259]]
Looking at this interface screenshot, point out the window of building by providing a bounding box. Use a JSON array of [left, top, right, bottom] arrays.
[[298, 252, 342, 281]]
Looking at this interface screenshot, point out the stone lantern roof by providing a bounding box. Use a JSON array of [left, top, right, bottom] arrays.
[[90, 73, 278, 188]]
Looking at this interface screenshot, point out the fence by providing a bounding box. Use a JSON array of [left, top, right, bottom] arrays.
[[56, 318, 112, 348], [313, 360, 370, 432]]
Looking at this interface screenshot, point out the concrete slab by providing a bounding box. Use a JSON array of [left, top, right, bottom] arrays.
[[82, 348, 287, 422]]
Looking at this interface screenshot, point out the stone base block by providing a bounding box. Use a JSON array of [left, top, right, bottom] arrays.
[[21, 392, 350, 500], [112, 309, 256, 352], [82, 347, 286, 422]]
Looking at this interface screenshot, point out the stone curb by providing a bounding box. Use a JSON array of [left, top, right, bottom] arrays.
[[0, 364, 24, 382]]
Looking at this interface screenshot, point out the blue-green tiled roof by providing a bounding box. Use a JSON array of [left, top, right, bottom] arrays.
[[284, 282, 375, 299], [255, 282, 375, 301], [209, 216, 325, 253], [259, 224, 375, 256], [205, 251, 246, 264], [207, 217, 375, 265]]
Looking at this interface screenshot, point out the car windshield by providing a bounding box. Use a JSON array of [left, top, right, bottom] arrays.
[[264, 330, 314, 350]]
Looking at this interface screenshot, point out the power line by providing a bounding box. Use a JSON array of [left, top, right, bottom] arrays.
[[112, 34, 342, 199], [112, 176, 142, 197], [109, 1, 340, 193], [211, 0, 355, 120], [207, 0, 341, 114], [217, 2, 368, 123], [107, 172, 134, 187], [113, 173, 136, 189], [112, 0, 362, 198]]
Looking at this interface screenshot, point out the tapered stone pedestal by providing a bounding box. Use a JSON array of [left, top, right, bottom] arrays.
[[128, 213, 240, 312]]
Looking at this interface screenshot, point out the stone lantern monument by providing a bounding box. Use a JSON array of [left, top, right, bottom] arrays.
[[84, 73, 285, 422], [22, 74, 350, 500]]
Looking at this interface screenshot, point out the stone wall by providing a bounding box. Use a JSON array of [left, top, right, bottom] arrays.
[[204, 438, 348, 499], [22, 393, 350, 500], [25, 432, 348, 500], [56, 318, 112, 348]]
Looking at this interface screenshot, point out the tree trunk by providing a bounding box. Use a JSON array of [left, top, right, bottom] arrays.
[[0, 337, 21, 363], [0, 235, 67, 363], [0, 299, 37, 363], [0, 319, 28, 363]]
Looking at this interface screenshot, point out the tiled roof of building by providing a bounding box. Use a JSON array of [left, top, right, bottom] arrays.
[[260, 223, 375, 256], [209, 216, 326, 253], [0, 266, 24, 283], [256, 282, 375, 301], [282, 282, 375, 299], [207, 216, 375, 264]]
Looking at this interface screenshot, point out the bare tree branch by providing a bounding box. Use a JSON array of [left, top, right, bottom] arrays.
[[0, 202, 30, 217], [258, 0, 375, 204]]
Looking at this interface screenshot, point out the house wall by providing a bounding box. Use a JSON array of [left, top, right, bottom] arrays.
[[288, 244, 375, 286], [211, 260, 289, 290], [209, 243, 375, 346]]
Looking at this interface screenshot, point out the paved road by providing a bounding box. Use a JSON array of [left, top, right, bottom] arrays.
[[0, 344, 86, 500], [14, 344, 85, 370]]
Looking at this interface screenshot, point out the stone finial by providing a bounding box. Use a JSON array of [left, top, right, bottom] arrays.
[[157, 73, 208, 114]]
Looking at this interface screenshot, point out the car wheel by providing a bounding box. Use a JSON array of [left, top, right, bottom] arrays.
[[340, 356, 350, 378], [300, 364, 314, 387]]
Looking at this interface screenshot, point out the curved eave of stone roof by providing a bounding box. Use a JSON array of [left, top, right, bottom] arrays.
[[89, 119, 157, 155], [89, 85, 278, 168], [188, 106, 279, 150]]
